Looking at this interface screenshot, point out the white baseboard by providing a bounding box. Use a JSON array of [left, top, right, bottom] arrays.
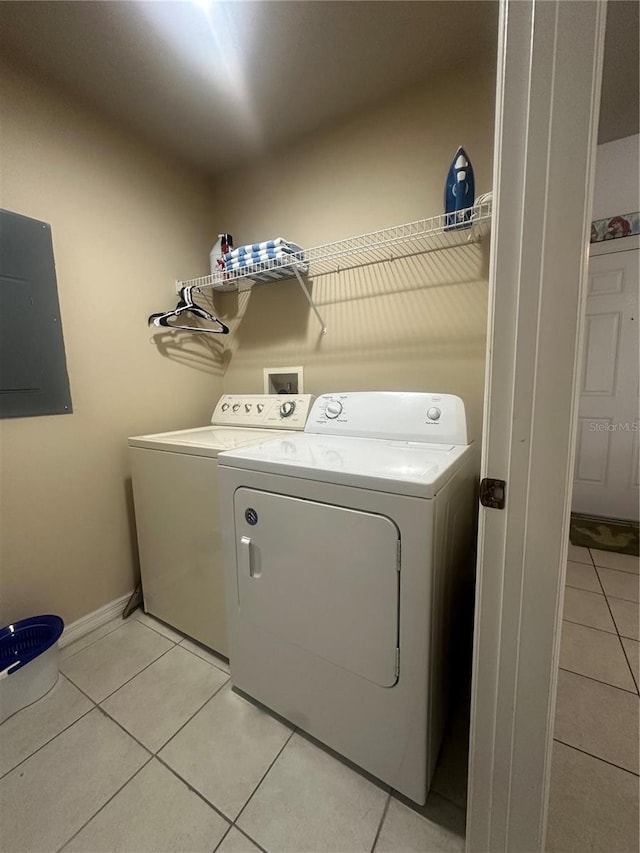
[[60, 591, 133, 648]]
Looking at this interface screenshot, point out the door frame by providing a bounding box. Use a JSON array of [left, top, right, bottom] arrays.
[[466, 2, 607, 852]]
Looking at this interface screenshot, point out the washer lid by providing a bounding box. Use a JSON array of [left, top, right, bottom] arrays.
[[218, 433, 473, 497], [128, 426, 296, 458]]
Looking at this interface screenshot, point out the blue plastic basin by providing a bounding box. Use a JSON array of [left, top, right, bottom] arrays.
[[0, 615, 64, 676]]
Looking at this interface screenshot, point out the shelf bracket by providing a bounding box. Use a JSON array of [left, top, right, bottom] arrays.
[[291, 267, 327, 335]]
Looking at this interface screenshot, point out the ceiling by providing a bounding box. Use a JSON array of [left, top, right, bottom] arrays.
[[0, 1, 637, 177]]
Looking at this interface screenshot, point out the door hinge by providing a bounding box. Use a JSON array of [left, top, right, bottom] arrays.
[[395, 647, 400, 678], [480, 477, 506, 509], [396, 539, 401, 570]]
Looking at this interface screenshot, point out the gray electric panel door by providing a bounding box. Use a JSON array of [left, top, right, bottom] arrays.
[[0, 209, 72, 418]]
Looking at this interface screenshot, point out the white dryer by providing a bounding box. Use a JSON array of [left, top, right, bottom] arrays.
[[218, 392, 478, 804], [128, 394, 313, 656]]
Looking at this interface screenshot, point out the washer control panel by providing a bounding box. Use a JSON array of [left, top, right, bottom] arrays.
[[212, 394, 314, 429], [307, 392, 468, 444], [325, 400, 343, 419]]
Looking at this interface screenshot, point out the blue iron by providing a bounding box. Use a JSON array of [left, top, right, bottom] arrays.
[[444, 147, 475, 230]]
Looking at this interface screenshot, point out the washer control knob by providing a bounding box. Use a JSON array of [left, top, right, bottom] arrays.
[[221, 403, 230, 412], [427, 407, 441, 421], [244, 404, 251, 412], [325, 401, 343, 419], [280, 401, 296, 418], [257, 403, 264, 413], [232, 403, 241, 412]]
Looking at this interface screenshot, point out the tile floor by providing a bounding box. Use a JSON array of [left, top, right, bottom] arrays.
[[547, 546, 639, 853], [0, 610, 468, 853], [1, 546, 637, 852]]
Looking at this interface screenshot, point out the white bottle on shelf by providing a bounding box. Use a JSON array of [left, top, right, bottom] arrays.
[[209, 234, 233, 277]]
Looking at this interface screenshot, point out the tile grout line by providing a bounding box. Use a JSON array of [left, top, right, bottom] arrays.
[[594, 565, 640, 605], [228, 723, 396, 853], [592, 562, 639, 693], [132, 612, 230, 678], [67, 613, 180, 661], [232, 726, 298, 828], [595, 564, 640, 582], [0, 678, 96, 780], [62, 642, 176, 706], [619, 645, 640, 695], [603, 590, 640, 606], [610, 624, 639, 695], [134, 613, 186, 644], [565, 582, 606, 595], [178, 637, 231, 676], [235, 825, 271, 853], [562, 616, 617, 636], [59, 618, 130, 663], [553, 737, 640, 778], [169, 643, 230, 683], [117, 674, 231, 829], [211, 824, 234, 853], [588, 547, 639, 577], [154, 753, 235, 828], [58, 673, 101, 710], [60, 661, 183, 761], [223, 825, 270, 853], [93, 705, 156, 759], [586, 546, 638, 574], [614, 631, 638, 642], [369, 790, 392, 853], [558, 665, 638, 696], [602, 571, 640, 578], [137, 617, 234, 672], [53, 755, 155, 853], [151, 675, 230, 755], [38, 673, 157, 764], [97, 668, 231, 769], [561, 616, 614, 636]]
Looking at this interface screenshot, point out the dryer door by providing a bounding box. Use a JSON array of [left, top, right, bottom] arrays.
[[233, 488, 400, 687]]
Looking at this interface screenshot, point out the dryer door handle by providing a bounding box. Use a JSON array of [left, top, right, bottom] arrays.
[[240, 535, 260, 578]]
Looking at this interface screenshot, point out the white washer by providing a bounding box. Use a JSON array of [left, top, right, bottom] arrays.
[[218, 391, 478, 804], [128, 394, 314, 656]]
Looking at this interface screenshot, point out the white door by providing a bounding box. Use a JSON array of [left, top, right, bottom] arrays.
[[572, 242, 640, 521], [467, 2, 606, 852], [233, 488, 400, 687]]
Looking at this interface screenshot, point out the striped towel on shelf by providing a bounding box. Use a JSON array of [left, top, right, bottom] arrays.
[[225, 248, 303, 265], [225, 239, 303, 260], [223, 238, 307, 282], [225, 254, 309, 282]]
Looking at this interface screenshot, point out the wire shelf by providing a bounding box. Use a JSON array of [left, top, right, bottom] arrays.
[[180, 202, 492, 295]]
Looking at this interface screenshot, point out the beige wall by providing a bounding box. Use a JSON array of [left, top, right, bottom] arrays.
[[592, 134, 640, 220], [0, 62, 223, 625], [214, 65, 495, 441], [0, 59, 495, 627]]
